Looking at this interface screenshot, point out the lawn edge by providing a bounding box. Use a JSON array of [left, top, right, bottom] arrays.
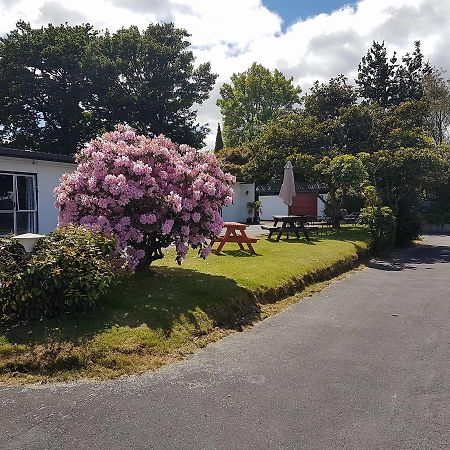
[[0, 245, 370, 385]]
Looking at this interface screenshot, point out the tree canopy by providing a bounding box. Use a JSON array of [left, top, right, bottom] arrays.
[[0, 21, 216, 154], [303, 75, 357, 120], [356, 40, 431, 107], [216, 63, 301, 147], [423, 70, 450, 144]]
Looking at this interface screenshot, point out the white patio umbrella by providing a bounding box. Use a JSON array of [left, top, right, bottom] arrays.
[[278, 160, 296, 206]]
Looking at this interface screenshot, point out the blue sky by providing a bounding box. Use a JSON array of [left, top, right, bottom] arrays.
[[263, 0, 357, 29]]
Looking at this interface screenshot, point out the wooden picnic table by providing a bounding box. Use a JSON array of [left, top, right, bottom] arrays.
[[261, 215, 311, 242], [211, 222, 258, 255]]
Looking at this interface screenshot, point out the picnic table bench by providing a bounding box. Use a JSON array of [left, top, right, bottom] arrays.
[[261, 215, 311, 241], [304, 216, 334, 234], [211, 222, 258, 255]]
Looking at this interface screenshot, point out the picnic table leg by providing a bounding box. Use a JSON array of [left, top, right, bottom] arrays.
[[231, 229, 245, 250], [240, 230, 256, 255], [276, 222, 286, 241], [302, 226, 310, 241], [214, 228, 231, 254]]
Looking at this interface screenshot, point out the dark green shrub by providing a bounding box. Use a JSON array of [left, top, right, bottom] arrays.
[[0, 226, 118, 321], [0, 238, 28, 316], [361, 206, 396, 253], [395, 202, 422, 247]]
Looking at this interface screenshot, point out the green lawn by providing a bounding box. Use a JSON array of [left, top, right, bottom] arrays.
[[0, 226, 369, 383]]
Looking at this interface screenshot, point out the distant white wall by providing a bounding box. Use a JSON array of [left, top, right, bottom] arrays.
[[317, 193, 327, 217], [0, 156, 75, 234], [259, 195, 288, 220], [221, 182, 255, 223]]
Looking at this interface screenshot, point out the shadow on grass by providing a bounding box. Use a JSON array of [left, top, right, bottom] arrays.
[[1, 267, 260, 347], [266, 237, 317, 245], [218, 249, 263, 257]]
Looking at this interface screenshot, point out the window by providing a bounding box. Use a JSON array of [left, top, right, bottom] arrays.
[[0, 173, 37, 235]]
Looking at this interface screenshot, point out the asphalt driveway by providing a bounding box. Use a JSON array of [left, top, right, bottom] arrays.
[[2, 235, 450, 449]]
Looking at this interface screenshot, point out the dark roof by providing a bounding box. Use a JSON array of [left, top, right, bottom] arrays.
[[256, 183, 328, 195], [0, 147, 75, 164]]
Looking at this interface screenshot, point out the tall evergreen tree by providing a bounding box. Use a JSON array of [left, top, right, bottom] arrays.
[[357, 40, 431, 108], [394, 41, 432, 104], [356, 41, 398, 107], [214, 123, 224, 151]]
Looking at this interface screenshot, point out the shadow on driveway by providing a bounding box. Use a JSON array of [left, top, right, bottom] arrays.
[[368, 238, 450, 272]]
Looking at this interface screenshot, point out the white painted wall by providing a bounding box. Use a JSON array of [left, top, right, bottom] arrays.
[[317, 193, 327, 217], [221, 182, 255, 223], [259, 195, 288, 220], [0, 156, 75, 234]]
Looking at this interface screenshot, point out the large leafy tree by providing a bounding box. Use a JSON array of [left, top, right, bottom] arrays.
[[303, 75, 357, 120], [0, 22, 216, 153], [217, 63, 301, 147], [360, 147, 446, 245], [0, 21, 104, 153], [244, 112, 334, 184], [423, 70, 450, 144], [316, 154, 368, 225], [97, 24, 216, 148]]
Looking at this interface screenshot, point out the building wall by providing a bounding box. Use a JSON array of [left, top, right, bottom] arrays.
[[259, 195, 288, 220], [260, 192, 327, 219], [317, 193, 327, 217], [289, 193, 317, 216], [221, 182, 255, 223], [0, 156, 75, 234]]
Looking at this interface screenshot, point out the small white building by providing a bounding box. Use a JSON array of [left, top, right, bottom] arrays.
[[1, 148, 255, 235], [221, 181, 255, 223], [0, 148, 75, 235], [257, 183, 328, 220]]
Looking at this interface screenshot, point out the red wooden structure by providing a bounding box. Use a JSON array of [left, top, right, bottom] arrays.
[[288, 192, 317, 216]]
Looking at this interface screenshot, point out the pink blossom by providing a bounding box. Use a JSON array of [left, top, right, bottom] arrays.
[[162, 219, 174, 235], [140, 213, 157, 225], [200, 246, 212, 258], [55, 124, 235, 270]]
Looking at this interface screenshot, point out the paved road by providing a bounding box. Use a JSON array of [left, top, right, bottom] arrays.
[[2, 235, 450, 450]]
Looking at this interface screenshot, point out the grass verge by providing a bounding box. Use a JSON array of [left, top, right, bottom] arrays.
[[0, 226, 369, 384]]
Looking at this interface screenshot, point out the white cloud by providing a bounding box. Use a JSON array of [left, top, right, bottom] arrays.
[[1, 0, 449, 148]]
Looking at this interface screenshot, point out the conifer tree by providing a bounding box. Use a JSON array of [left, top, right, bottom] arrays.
[[214, 123, 224, 151]]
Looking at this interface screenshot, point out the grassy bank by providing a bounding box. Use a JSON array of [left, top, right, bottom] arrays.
[[0, 227, 369, 384]]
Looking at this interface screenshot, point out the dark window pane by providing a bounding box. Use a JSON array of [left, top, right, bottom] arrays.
[[17, 176, 35, 211], [0, 174, 14, 211], [16, 212, 35, 234], [0, 213, 14, 235]]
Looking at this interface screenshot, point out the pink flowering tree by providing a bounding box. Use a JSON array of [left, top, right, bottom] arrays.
[[55, 125, 235, 271]]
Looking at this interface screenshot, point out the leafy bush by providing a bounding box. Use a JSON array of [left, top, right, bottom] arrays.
[[0, 238, 28, 314], [0, 226, 117, 321], [361, 206, 396, 253], [395, 203, 422, 247]]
